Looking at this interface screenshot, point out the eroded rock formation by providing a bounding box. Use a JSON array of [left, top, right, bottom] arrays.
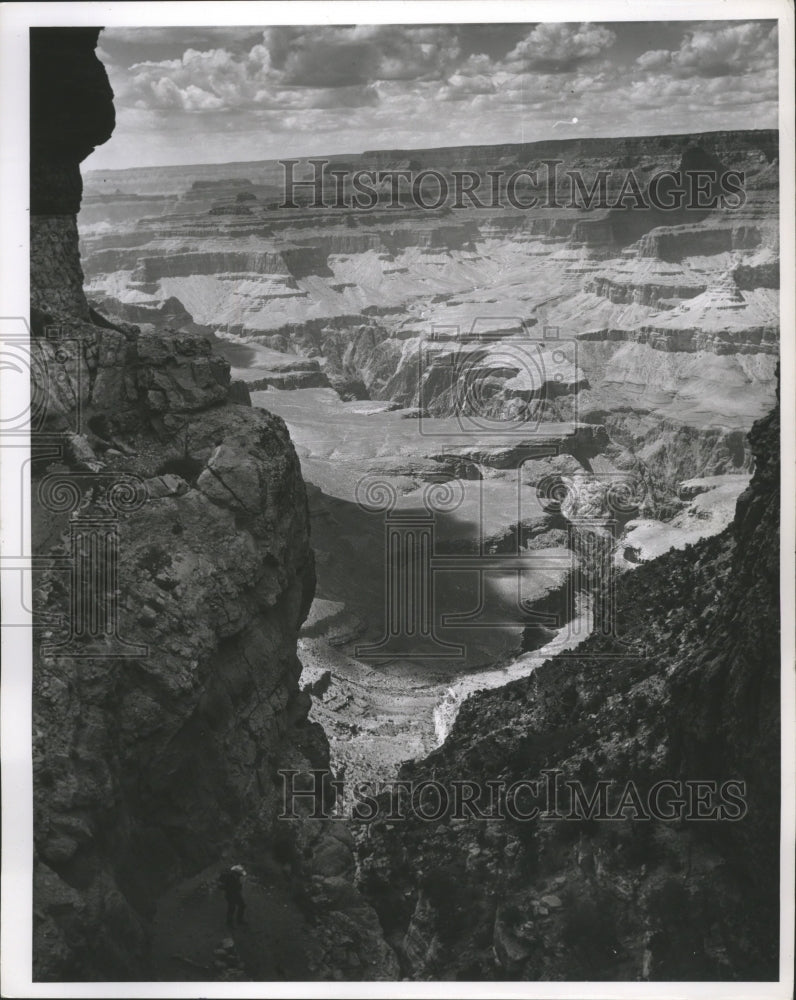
[[30, 29, 395, 982], [360, 387, 780, 981], [30, 28, 780, 985]]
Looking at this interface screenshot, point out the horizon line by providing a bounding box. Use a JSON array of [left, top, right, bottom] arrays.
[[83, 125, 779, 175]]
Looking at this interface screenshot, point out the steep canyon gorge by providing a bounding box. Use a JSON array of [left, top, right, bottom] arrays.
[[30, 27, 780, 983]]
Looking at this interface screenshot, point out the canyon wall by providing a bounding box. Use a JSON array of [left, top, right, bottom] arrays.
[[30, 29, 395, 982], [361, 129, 778, 168], [360, 386, 780, 981], [33, 29, 781, 985], [80, 127, 779, 499]]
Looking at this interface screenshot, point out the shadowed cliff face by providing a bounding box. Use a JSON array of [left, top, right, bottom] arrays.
[[28, 29, 324, 981], [30, 27, 115, 319], [360, 387, 780, 981], [31, 30, 399, 986], [30, 28, 115, 215], [606, 141, 735, 246]]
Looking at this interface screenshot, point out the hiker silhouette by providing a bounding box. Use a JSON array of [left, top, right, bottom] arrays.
[[218, 865, 247, 927]]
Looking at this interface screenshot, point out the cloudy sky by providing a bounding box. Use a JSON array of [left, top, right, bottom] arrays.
[[85, 20, 779, 170]]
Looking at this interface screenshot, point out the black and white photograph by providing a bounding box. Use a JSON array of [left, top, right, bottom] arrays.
[[1, 1, 794, 996]]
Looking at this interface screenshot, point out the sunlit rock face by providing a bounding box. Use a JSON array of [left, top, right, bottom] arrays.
[[79, 128, 778, 496]]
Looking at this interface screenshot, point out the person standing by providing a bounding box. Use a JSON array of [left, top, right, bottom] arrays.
[[218, 865, 247, 927]]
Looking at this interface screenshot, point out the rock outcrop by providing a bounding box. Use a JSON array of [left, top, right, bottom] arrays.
[[30, 28, 394, 982], [360, 386, 780, 980], [30, 28, 114, 319]]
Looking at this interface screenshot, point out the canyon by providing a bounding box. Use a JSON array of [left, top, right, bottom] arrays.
[[79, 125, 779, 787], [29, 26, 780, 984]]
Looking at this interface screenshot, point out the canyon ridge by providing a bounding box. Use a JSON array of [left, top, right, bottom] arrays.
[[28, 25, 780, 985]]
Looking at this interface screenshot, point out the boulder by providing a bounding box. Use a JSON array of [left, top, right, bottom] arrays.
[[135, 329, 230, 413], [228, 380, 252, 406], [541, 893, 563, 909], [493, 907, 534, 970], [311, 836, 355, 878], [144, 474, 190, 499], [196, 443, 262, 513]]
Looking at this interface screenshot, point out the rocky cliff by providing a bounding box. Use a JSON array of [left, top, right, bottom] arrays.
[[32, 29, 780, 985], [30, 28, 394, 982], [360, 386, 780, 981]]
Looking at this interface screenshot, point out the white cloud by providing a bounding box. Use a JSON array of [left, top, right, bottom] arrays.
[[118, 26, 463, 114], [86, 21, 779, 169], [636, 21, 776, 78], [506, 23, 617, 72]]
